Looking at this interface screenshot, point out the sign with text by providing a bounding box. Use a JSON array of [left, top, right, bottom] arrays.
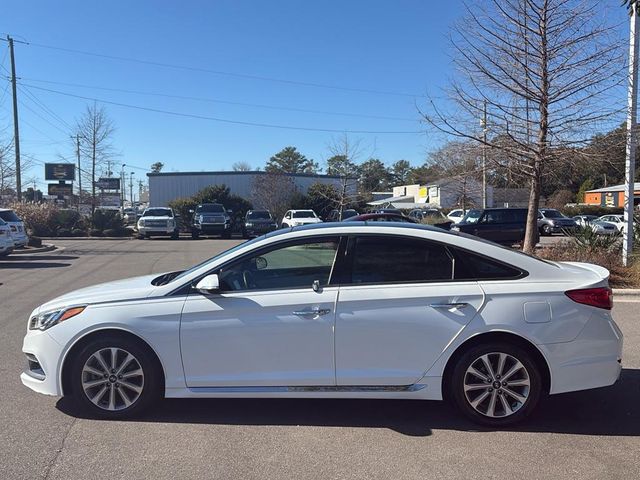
[[48, 183, 73, 196], [100, 193, 121, 208], [45, 163, 75, 181], [95, 177, 121, 190]]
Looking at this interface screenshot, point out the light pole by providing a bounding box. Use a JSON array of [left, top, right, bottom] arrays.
[[623, 6, 639, 267]]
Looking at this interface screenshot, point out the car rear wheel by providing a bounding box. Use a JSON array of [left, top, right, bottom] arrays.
[[69, 335, 162, 419], [191, 231, 199, 239], [542, 224, 551, 236], [449, 343, 542, 426]]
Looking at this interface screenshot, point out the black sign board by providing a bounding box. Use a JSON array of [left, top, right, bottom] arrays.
[[95, 177, 121, 190], [45, 163, 75, 181], [48, 183, 73, 196]]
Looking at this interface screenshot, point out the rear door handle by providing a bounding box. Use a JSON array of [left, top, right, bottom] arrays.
[[293, 308, 331, 316], [429, 302, 469, 310]]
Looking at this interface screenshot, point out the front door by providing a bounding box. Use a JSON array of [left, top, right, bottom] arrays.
[[334, 235, 485, 386], [180, 236, 341, 387]]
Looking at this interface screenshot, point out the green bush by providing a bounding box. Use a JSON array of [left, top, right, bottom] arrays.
[[561, 205, 623, 218], [71, 228, 86, 237], [56, 228, 72, 237], [91, 209, 124, 232], [566, 226, 621, 251]]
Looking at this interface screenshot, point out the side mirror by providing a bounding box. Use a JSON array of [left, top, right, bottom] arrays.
[[189, 209, 195, 214], [195, 274, 220, 294]]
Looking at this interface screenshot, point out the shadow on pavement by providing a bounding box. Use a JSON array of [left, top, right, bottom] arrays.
[[0, 261, 72, 269], [56, 368, 639, 437], [0, 255, 79, 261]]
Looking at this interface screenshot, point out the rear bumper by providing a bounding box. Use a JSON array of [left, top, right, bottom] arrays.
[[542, 311, 623, 395]]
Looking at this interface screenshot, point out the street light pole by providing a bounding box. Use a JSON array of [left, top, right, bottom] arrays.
[[623, 10, 639, 267], [120, 164, 126, 209], [129, 172, 135, 207]]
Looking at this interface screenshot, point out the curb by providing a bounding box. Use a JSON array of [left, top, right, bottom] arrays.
[[612, 289, 640, 296], [39, 237, 136, 241], [11, 244, 57, 254]]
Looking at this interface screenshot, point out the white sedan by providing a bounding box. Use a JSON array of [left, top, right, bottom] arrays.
[[21, 223, 623, 426]]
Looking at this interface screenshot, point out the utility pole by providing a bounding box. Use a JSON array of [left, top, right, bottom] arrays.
[[481, 100, 488, 209], [624, 10, 639, 267], [7, 36, 22, 201], [120, 164, 126, 210], [129, 172, 135, 207], [74, 134, 82, 211]]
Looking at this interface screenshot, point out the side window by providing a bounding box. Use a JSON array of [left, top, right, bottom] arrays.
[[451, 248, 523, 280], [348, 236, 453, 284], [217, 238, 339, 291]]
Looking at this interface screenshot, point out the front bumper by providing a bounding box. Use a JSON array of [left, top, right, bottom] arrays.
[[21, 328, 65, 396], [11, 235, 28, 247], [138, 226, 176, 235], [193, 223, 230, 234], [542, 310, 623, 395]]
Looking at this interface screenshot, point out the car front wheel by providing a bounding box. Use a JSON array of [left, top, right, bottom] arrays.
[[450, 343, 542, 426], [69, 335, 162, 419]]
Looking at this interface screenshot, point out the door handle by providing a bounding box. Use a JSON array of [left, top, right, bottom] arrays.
[[293, 308, 331, 316], [429, 302, 469, 310]]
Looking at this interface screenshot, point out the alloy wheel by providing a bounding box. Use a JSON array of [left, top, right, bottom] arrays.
[[463, 352, 531, 418], [81, 347, 144, 411]]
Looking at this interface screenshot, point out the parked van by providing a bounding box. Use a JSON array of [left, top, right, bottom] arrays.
[[450, 208, 534, 245]]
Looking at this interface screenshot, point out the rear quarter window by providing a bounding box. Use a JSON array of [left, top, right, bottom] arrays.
[[451, 248, 524, 280]]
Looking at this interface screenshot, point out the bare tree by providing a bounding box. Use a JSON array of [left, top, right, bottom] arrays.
[[76, 104, 115, 215], [232, 161, 253, 171], [325, 134, 363, 219], [424, 0, 625, 252], [251, 173, 296, 223]]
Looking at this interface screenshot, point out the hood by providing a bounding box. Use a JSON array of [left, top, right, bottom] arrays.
[[36, 273, 160, 313], [139, 216, 172, 221], [293, 218, 322, 224]]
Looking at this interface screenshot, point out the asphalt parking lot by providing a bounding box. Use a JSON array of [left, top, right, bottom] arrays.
[[1, 238, 639, 480]]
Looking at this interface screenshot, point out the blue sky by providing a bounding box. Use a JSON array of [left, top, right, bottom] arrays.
[[0, 0, 630, 189]]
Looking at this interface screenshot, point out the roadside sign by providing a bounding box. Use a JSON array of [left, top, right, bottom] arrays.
[[45, 163, 75, 181], [48, 183, 73, 196], [95, 178, 121, 190], [100, 193, 121, 208]]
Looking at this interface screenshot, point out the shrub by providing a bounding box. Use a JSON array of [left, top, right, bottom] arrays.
[[90, 229, 103, 237], [567, 226, 621, 251], [560, 205, 623, 218], [10, 202, 59, 236], [71, 228, 86, 237], [56, 228, 72, 237], [91, 209, 124, 232]]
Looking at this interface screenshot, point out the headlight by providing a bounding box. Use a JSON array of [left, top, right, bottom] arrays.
[[245, 222, 253, 227], [29, 306, 86, 331], [167, 219, 175, 227], [138, 219, 145, 226], [451, 225, 460, 231]]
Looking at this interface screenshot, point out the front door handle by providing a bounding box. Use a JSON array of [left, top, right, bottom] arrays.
[[293, 308, 331, 316], [429, 302, 469, 310]]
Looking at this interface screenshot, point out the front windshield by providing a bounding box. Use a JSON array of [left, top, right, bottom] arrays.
[[462, 209, 482, 224], [293, 211, 316, 218], [143, 208, 172, 217], [0, 210, 21, 222], [541, 210, 564, 218], [196, 204, 225, 213], [247, 211, 271, 220]]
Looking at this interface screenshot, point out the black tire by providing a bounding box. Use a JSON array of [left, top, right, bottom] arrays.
[[542, 224, 551, 236], [222, 231, 232, 239], [68, 334, 163, 420], [171, 231, 179, 240], [137, 234, 145, 240], [449, 343, 542, 427], [191, 230, 199, 240]]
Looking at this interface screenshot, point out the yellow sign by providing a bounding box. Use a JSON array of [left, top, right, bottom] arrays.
[[419, 186, 428, 199]]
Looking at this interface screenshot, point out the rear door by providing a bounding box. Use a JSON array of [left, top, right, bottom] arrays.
[[333, 234, 484, 386]]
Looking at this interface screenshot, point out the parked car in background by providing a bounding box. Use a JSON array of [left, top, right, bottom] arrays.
[[0, 218, 14, 257], [451, 208, 532, 245], [242, 210, 278, 238], [326, 209, 359, 222], [0, 208, 28, 248], [537, 209, 577, 235], [122, 208, 141, 225], [21, 222, 623, 427], [345, 213, 418, 223], [281, 210, 322, 228], [407, 209, 447, 222], [137, 207, 179, 239], [597, 214, 625, 232], [447, 209, 467, 224], [190, 203, 233, 239], [573, 215, 617, 236]]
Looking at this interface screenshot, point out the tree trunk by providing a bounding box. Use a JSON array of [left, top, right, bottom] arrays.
[[523, 167, 541, 253]]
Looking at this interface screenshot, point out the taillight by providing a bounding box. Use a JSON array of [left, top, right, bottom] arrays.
[[565, 287, 612, 310]]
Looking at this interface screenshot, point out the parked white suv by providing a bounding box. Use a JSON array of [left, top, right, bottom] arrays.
[[137, 207, 179, 239], [0, 218, 14, 257], [0, 208, 28, 248], [281, 210, 322, 228], [447, 209, 467, 224]]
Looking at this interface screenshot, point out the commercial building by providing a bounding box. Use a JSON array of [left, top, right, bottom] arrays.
[[369, 179, 493, 210], [583, 183, 640, 207], [147, 171, 347, 207]]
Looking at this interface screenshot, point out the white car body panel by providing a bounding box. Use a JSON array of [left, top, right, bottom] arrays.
[[21, 223, 623, 404], [281, 210, 322, 228], [0, 223, 13, 254]]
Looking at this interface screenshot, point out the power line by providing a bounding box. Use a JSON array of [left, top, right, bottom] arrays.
[[18, 92, 70, 136], [22, 83, 423, 135], [19, 83, 74, 131], [19, 77, 417, 122], [26, 41, 424, 98]]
